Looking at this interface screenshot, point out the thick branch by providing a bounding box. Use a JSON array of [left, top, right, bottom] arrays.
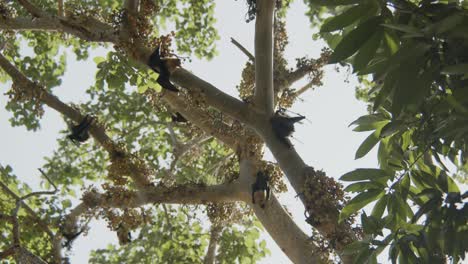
[[121, 0, 140, 39], [252, 196, 326, 264], [237, 159, 326, 263], [77, 183, 244, 212], [170, 68, 254, 124], [0, 16, 117, 42], [162, 92, 241, 149], [253, 0, 275, 115]]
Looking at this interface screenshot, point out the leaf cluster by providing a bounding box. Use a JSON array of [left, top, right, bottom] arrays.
[[309, 0, 468, 262]]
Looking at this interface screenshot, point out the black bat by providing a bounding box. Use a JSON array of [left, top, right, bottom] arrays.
[[270, 109, 305, 148], [148, 46, 180, 92], [68, 115, 94, 145], [252, 171, 271, 209]]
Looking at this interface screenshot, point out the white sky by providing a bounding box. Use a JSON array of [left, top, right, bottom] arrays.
[[0, 1, 379, 263]]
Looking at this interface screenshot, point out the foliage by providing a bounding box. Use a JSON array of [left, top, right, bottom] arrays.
[[0, 0, 272, 263], [307, 0, 468, 262]]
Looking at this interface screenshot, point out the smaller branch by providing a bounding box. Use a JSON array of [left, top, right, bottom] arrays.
[[230, 37, 254, 62], [16, 0, 48, 17], [161, 204, 172, 228], [0, 181, 54, 238], [0, 246, 17, 259], [163, 92, 241, 149], [166, 123, 180, 149], [285, 66, 310, 87], [294, 79, 316, 97], [12, 202, 21, 246], [0, 213, 14, 222], [170, 135, 212, 170], [20, 170, 58, 201], [57, 0, 64, 17], [204, 225, 222, 264], [124, 0, 140, 13], [38, 168, 58, 193]]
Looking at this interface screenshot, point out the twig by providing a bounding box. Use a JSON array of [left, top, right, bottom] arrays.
[[0, 181, 54, 238], [230, 37, 254, 62], [19, 169, 59, 201]]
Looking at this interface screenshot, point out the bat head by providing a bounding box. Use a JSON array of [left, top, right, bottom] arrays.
[[254, 190, 267, 208]]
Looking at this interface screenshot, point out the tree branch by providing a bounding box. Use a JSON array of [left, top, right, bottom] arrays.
[[0, 246, 17, 259], [170, 68, 255, 124], [74, 183, 244, 212], [0, 181, 54, 238], [16, 0, 48, 17], [0, 16, 117, 42], [285, 65, 311, 88], [0, 52, 151, 188], [162, 92, 244, 149], [204, 225, 222, 264], [0, 178, 62, 262], [254, 195, 326, 263], [231, 37, 254, 62], [294, 79, 315, 97], [253, 0, 275, 115], [237, 158, 327, 263]]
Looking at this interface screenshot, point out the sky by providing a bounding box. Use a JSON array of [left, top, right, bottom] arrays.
[[0, 0, 379, 263]]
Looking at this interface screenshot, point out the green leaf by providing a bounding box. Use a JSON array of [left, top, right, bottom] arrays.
[[355, 130, 380, 159], [321, 4, 371, 33], [386, 42, 431, 71], [411, 196, 439, 223], [309, 0, 361, 6], [329, 16, 382, 63], [342, 241, 369, 255], [353, 248, 374, 264], [137, 85, 149, 94], [373, 70, 397, 111], [61, 199, 72, 208], [344, 181, 386, 192], [441, 64, 468, 75], [380, 121, 406, 138], [349, 114, 388, 127], [391, 60, 434, 117], [93, 56, 106, 64], [383, 30, 399, 55], [427, 13, 465, 35], [340, 168, 391, 182], [362, 212, 382, 235], [371, 195, 388, 218], [354, 29, 383, 71], [381, 24, 422, 34], [339, 190, 384, 222]]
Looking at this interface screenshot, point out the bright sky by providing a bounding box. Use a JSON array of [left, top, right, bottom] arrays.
[[0, 1, 379, 263]]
